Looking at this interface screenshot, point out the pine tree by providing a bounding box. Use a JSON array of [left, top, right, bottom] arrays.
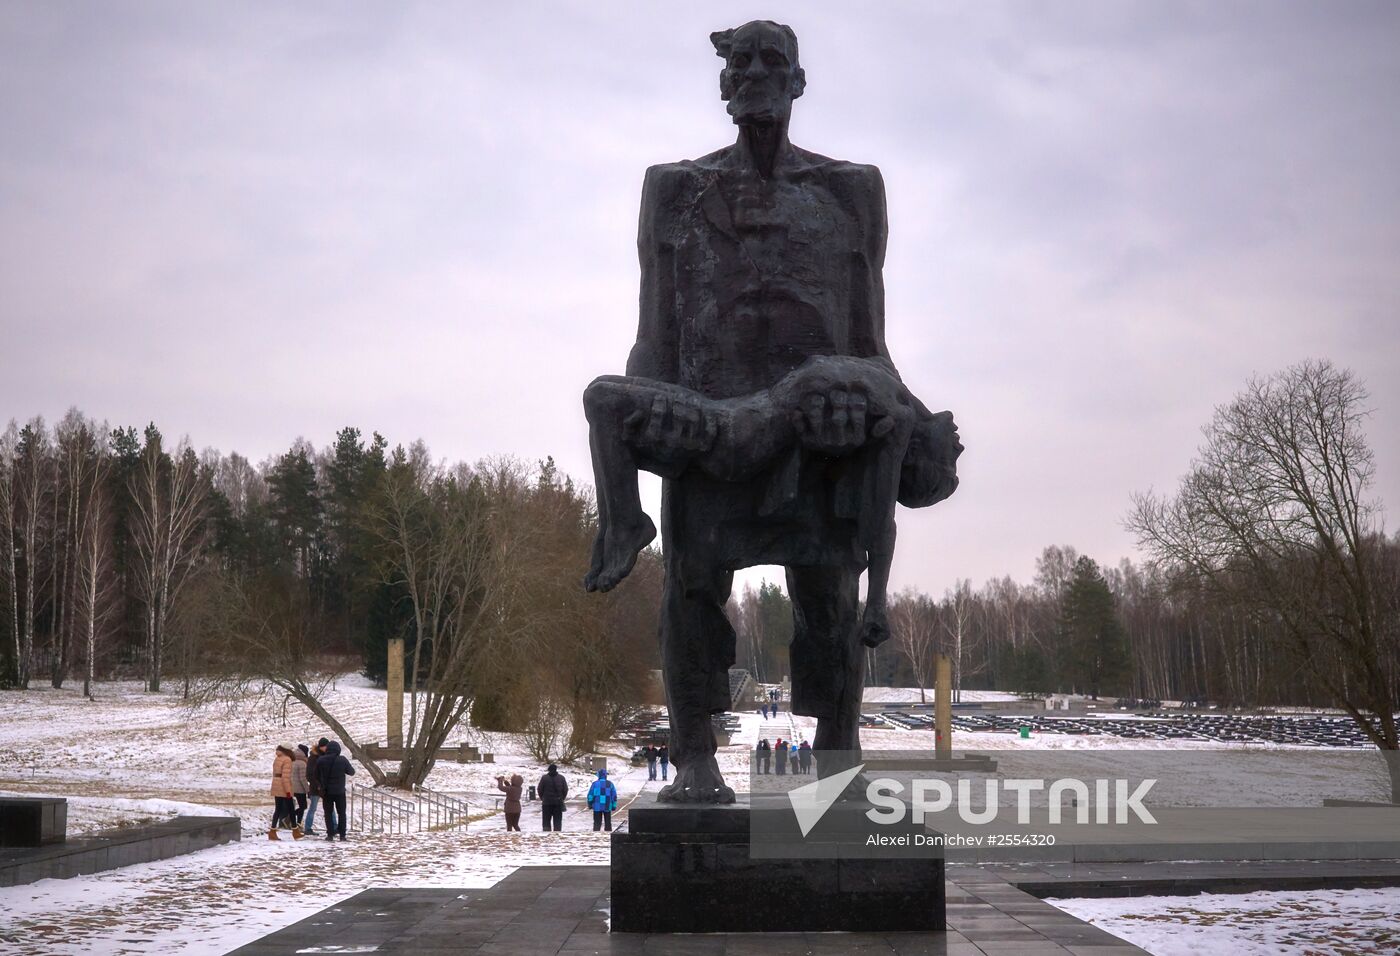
[[1059, 556, 1130, 699]]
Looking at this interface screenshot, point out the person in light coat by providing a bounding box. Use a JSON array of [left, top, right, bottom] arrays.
[[269, 745, 301, 839]]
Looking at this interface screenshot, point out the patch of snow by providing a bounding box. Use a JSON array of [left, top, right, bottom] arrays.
[[1049, 887, 1400, 955]]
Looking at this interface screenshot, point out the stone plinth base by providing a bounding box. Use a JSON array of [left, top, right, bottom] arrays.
[[0, 797, 67, 847], [611, 795, 945, 933]]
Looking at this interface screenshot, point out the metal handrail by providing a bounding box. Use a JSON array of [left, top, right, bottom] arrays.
[[349, 783, 416, 835], [412, 785, 470, 831]]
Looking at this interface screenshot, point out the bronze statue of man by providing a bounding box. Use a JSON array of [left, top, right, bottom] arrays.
[[584, 20, 962, 802]]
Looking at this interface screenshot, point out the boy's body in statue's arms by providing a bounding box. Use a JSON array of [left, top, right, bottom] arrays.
[[583, 354, 959, 647]]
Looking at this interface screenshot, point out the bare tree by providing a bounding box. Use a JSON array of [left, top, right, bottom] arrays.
[[941, 579, 974, 703], [189, 568, 391, 786], [129, 428, 209, 692], [890, 588, 938, 702], [0, 422, 20, 687], [1129, 360, 1400, 794], [74, 435, 114, 699], [366, 452, 552, 788], [13, 419, 50, 690]]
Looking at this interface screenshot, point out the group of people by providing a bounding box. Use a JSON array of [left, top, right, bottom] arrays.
[[760, 688, 782, 719], [754, 737, 810, 775], [640, 744, 670, 781], [515, 764, 618, 832], [269, 738, 354, 842]]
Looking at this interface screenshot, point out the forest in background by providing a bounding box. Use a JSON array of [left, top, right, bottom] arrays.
[[3, 362, 1397, 774]]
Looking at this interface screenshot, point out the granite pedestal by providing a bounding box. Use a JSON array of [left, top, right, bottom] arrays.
[[610, 794, 946, 933], [0, 797, 67, 847]]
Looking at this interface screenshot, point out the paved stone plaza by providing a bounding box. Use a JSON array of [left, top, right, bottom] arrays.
[[230, 858, 1400, 954], [229, 864, 1151, 955]]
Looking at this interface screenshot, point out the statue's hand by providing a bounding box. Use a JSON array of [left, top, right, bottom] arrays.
[[624, 394, 717, 459], [790, 388, 896, 457]]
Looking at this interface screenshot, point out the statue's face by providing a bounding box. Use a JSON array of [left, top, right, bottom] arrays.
[[720, 22, 802, 126]]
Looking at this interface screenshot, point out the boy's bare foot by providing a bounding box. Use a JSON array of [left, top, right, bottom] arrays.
[[583, 527, 608, 591], [593, 514, 657, 592]]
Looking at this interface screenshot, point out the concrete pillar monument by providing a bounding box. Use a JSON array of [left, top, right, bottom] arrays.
[[387, 637, 404, 748]]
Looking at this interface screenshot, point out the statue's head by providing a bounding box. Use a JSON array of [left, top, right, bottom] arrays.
[[711, 20, 805, 127]]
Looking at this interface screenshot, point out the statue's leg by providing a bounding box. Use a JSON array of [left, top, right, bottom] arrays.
[[657, 550, 736, 804], [787, 564, 864, 763]]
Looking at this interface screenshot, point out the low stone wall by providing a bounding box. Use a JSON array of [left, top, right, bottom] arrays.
[[0, 815, 240, 887]]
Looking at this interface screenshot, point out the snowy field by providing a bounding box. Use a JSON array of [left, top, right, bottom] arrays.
[[0, 681, 1390, 954], [0, 677, 656, 954], [1051, 888, 1400, 955]]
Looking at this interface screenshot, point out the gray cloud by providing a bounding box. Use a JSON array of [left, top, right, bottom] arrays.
[[2, 0, 1397, 595]]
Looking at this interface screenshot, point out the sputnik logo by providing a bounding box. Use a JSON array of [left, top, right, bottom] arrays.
[[787, 763, 865, 837]]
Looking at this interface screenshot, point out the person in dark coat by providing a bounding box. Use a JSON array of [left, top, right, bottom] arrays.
[[304, 739, 327, 835], [789, 744, 800, 775], [315, 740, 356, 841], [645, 745, 658, 781], [798, 739, 812, 774], [538, 764, 568, 831], [658, 745, 669, 781], [775, 739, 788, 775], [755, 738, 770, 775]]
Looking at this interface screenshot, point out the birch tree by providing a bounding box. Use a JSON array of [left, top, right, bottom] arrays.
[[74, 436, 112, 698], [13, 420, 50, 690], [129, 427, 209, 692], [0, 423, 20, 687], [941, 579, 974, 703], [890, 588, 938, 702]]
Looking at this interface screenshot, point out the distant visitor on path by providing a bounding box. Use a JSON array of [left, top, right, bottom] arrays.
[[775, 739, 788, 775], [587, 769, 618, 832], [657, 745, 669, 781], [645, 745, 658, 781], [292, 745, 310, 828], [755, 738, 771, 774], [538, 764, 568, 832], [316, 740, 355, 842], [268, 744, 302, 841], [798, 739, 812, 774], [304, 739, 326, 836], [496, 773, 523, 831]]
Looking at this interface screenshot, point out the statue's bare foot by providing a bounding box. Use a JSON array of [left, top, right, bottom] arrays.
[[656, 756, 736, 803], [859, 603, 891, 647], [594, 514, 657, 592], [583, 527, 607, 592]]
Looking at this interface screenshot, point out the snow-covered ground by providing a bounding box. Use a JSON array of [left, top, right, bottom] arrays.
[[0, 678, 657, 954], [1, 681, 1390, 954], [1050, 888, 1400, 955]]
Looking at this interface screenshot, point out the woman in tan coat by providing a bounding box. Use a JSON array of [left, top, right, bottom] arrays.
[[269, 745, 301, 839], [496, 773, 524, 832]]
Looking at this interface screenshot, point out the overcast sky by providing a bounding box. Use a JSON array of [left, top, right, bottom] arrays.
[[2, 1, 1397, 597]]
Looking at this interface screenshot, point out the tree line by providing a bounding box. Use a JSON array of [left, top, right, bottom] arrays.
[[0, 416, 661, 786], [729, 362, 1399, 758]]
